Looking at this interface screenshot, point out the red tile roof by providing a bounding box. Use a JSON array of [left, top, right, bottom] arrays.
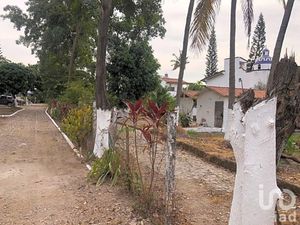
[[181, 90, 200, 99], [207, 86, 266, 99], [161, 77, 190, 85]]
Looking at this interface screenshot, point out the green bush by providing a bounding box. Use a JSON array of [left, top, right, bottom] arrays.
[[61, 105, 93, 147], [147, 85, 176, 111], [88, 149, 121, 185], [49, 100, 73, 122], [60, 80, 94, 106], [284, 133, 300, 156], [179, 113, 192, 128]]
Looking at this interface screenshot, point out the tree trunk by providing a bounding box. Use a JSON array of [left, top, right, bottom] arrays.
[[229, 97, 281, 225], [228, 0, 237, 110], [267, 0, 295, 95], [176, 0, 195, 106], [165, 112, 177, 225], [268, 59, 299, 165], [68, 23, 81, 84], [95, 0, 112, 111], [93, 0, 113, 157], [224, 0, 237, 139]]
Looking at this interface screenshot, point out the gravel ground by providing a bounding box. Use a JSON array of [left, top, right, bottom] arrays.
[[0, 105, 147, 225]]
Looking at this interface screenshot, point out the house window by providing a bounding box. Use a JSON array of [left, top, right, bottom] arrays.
[[168, 86, 175, 92], [193, 115, 197, 122]]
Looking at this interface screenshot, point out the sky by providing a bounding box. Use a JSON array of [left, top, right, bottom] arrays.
[[0, 0, 299, 82]]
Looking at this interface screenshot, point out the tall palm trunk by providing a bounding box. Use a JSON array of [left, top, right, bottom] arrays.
[[228, 0, 237, 110], [95, 0, 112, 110], [68, 23, 81, 84], [176, 0, 195, 106], [267, 0, 295, 94]]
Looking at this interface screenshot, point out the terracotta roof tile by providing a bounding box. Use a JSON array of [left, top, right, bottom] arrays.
[[161, 77, 189, 85], [207, 86, 266, 99], [181, 90, 200, 99]]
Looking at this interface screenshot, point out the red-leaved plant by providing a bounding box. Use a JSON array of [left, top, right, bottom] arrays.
[[124, 99, 168, 200]]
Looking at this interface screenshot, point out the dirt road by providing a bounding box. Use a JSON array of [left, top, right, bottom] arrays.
[[0, 106, 140, 225]]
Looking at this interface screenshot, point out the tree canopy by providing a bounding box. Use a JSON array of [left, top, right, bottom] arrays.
[[3, 0, 165, 103], [0, 62, 35, 96], [205, 26, 218, 77], [249, 13, 266, 66], [107, 40, 160, 108]]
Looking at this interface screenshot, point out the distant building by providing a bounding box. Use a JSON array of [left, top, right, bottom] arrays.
[[161, 74, 190, 97], [180, 90, 200, 122], [182, 48, 272, 129]]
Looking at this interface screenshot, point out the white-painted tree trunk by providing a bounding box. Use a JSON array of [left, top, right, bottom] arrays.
[[175, 106, 180, 126], [229, 98, 281, 225], [165, 112, 177, 225], [93, 109, 111, 158], [224, 109, 234, 140]]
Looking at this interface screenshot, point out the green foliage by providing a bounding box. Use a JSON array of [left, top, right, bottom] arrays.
[[107, 40, 160, 108], [88, 149, 121, 186], [3, 0, 98, 100], [187, 130, 199, 138], [249, 13, 266, 64], [188, 81, 204, 91], [60, 81, 94, 106], [111, 0, 166, 42], [284, 133, 300, 156], [61, 105, 93, 147], [179, 113, 192, 128], [205, 26, 218, 77], [49, 100, 73, 122], [170, 50, 189, 71], [0, 62, 35, 95], [0, 46, 9, 63], [147, 85, 176, 111]]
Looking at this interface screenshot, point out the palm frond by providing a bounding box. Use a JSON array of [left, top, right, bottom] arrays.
[[241, 0, 254, 47], [277, 0, 287, 9], [190, 0, 221, 52]]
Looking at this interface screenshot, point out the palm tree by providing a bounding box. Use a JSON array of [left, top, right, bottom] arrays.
[[175, 0, 195, 106], [267, 0, 295, 94], [177, 0, 253, 110]]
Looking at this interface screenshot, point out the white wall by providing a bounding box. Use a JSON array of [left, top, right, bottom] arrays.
[[197, 90, 227, 127], [206, 57, 270, 89], [180, 97, 194, 115]]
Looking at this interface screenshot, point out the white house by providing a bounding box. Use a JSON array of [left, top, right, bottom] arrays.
[[161, 74, 190, 97], [180, 90, 200, 122], [203, 48, 272, 89], [196, 86, 266, 128], [187, 48, 272, 129]]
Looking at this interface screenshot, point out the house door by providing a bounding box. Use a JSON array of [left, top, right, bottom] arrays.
[[214, 101, 224, 128]]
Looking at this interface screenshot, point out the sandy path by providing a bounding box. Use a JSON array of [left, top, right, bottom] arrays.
[[0, 105, 138, 225]]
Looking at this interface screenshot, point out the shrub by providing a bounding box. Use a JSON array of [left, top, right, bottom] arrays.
[[60, 80, 94, 106], [284, 133, 300, 156], [49, 100, 73, 122], [147, 85, 176, 111], [88, 148, 121, 185], [61, 105, 93, 147], [179, 113, 192, 128]]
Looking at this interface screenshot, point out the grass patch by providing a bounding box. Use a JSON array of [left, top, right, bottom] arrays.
[[284, 133, 300, 158]]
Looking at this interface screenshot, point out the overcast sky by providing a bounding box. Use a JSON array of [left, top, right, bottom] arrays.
[[0, 0, 299, 82]]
